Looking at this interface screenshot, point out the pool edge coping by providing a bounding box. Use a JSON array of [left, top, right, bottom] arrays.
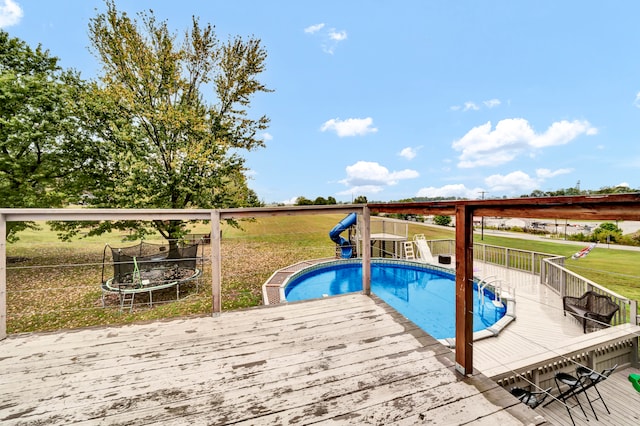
[[261, 257, 516, 346]]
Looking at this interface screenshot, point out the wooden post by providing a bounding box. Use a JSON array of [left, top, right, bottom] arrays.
[[455, 205, 474, 375], [0, 214, 6, 340], [631, 302, 639, 367], [362, 207, 371, 295], [210, 211, 221, 314]]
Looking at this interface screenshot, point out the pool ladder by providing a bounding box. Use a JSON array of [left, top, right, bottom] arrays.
[[478, 275, 516, 308], [478, 276, 510, 308]]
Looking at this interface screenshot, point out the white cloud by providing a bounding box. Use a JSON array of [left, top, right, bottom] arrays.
[[451, 98, 501, 112], [281, 197, 300, 205], [530, 120, 598, 148], [398, 147, 418, 160], [484, 171, 539, 193], [617, 182, 630, 188], [483, 98, 501, 108], [338, 161, 419, 194], [453, 118, 597, 168], [305, 22, 347, 54], [329, 30, 347, 41], [337, 185, 385, 196], [0, 0, 22, 28], [634, 92, 640, 108], [321, 117, 377, 137], [304, 23, 325, 34], [463, 102, 479, 111], [260, 132, 273, 141], [484, 167, 572, 194], [416, 184, 484, 199], [417, 166, 576, 199], [535, 168, 572, 179]]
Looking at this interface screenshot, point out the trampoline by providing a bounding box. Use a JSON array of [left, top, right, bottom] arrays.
[[101, 240, 203, 311]]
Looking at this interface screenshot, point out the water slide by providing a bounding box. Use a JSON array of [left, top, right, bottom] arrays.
[[329, 213, 357, 258], [413, 234, 435, 263]]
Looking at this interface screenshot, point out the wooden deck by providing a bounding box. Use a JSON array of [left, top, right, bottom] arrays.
[[261, 258, 640, 424], [0, 294, 541, 425], [533, 368, 640, 425], [472, 262, 587, 374], [472, 262, 640, 425]]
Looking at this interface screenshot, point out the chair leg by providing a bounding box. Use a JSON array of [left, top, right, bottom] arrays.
[[590, 383, 610, 414], [579, 382, 599, 421], [554, 376, 588, 425]]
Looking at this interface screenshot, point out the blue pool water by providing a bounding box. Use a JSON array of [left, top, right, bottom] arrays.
[[284, 261, 506, 339]]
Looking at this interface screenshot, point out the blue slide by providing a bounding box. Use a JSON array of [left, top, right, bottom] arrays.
[[329, 213, 357, 258]]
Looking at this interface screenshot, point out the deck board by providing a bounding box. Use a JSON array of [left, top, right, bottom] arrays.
[[0, 293, 541, 425]]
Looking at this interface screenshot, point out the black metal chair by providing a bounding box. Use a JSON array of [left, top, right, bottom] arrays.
[[510, 386, 552, 409], [544, 371, 595, 426], [575, 363, 618, 415]]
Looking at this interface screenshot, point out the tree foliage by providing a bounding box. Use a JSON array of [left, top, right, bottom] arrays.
[[433, 215, 452, 226], [295, 196, 338, 206], [592, 222, 622, 243], [54, 1, 270, 242], [0, 30, 91, 241]]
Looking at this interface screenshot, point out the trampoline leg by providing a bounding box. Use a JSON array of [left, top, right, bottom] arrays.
[[120, 292, 135, 312]]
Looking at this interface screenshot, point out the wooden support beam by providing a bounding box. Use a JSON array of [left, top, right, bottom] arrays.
[[0, 214, 6, 340], [361, 207, 371, 295], [210, 211, 221, 314], [455, 204, 474, 376]]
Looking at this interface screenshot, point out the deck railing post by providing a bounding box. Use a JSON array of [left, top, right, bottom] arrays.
[[0, 213, 6, 340], [362, 207, 371, 295], [505, 248, 510, 269], [211, 211, 221, 314], [455, 204, 474, 376]]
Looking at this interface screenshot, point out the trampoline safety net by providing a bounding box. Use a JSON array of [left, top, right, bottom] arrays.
[[104, 241, 200, 285]]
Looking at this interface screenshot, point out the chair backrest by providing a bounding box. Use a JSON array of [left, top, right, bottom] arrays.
[[599, 364, 618, 381], [584, 291, 619, 316], [510, 387, 551, 409]]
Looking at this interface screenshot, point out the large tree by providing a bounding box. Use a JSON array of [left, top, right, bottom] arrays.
[[0, 30, 91, 241], [59, 1, 270, 246]]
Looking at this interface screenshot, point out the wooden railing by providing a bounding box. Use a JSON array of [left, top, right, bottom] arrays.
[[428, 239, 558, 275], [541, 255, 634, 327], [429, 239, 638, 327], [0, 205, 366, 340]]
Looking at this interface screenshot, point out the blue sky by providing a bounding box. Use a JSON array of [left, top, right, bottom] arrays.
[[3, 1, 640, 204]]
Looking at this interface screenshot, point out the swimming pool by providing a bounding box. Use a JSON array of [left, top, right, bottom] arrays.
[[284, 259, 507, 340]]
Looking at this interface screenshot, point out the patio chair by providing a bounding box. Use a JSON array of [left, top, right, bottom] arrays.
[[575, 363, 618, 414], [510, 386, 552, 409], [544, 371, 596, 425], [562, 291, 619, 333]]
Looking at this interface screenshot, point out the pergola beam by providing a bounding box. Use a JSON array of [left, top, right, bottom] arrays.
[[368, 193, 640, 376]]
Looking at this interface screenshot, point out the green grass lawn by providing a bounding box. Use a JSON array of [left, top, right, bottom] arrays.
[[5, 215, 639, 333], [475, 234, 640, 301]]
